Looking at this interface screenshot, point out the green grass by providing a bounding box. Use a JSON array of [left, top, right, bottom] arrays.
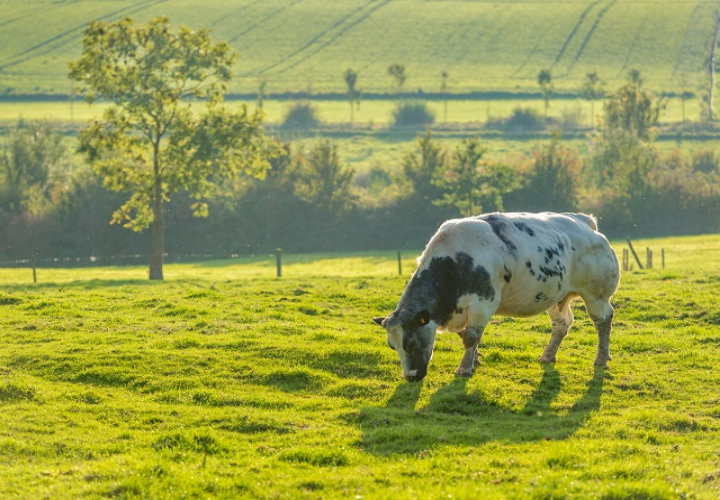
[[0, 236, 719, 499], [0, 0, 716, 96]]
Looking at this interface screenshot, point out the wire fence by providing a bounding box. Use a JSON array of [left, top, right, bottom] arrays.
[[0, 252, 250, 269]]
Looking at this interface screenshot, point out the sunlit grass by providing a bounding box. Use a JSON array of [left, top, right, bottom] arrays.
[[0, 234, 719, 498]]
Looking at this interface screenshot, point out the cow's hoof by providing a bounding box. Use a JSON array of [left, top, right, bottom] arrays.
[[538, 355, 556, 364]]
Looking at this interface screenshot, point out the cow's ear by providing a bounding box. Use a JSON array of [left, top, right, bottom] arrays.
[[415, 310, 430, 326], [372, 316, 386, 327]]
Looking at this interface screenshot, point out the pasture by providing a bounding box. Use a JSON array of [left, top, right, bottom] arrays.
[[0, 0, 716, 96], [0, 235, 719, 499]]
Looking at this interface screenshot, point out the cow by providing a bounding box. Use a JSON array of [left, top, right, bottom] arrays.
[[372, 212, 620, 382]]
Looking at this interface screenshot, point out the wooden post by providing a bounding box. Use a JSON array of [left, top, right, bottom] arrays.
[[275, 248, 282, 278], [626, 238, 644, 269], [32, 255, 37, 283], [397, 251, 402, 275], [646, 247, 653, 269], [622, 248, 629, 272], [661, 248, 665, 269]]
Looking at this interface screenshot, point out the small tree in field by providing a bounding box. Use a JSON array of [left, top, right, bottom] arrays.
[[388, 63, 407, 96], [538, 69, 553, 118], [582, 72, 604, 128], [69, 17, 278, 280], [343, 69, 361, 127]]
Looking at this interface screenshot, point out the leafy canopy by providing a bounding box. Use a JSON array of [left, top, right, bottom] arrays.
[[68, 16, 276, 231]]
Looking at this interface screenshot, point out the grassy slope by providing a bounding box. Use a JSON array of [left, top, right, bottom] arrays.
[[0, 236, 719, 499], [0, 0, 716, 95]]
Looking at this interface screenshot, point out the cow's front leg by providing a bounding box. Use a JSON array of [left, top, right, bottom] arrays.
[[455, 324, 485, 377]]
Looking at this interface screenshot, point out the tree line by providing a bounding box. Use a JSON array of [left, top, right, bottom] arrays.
[[1, 17, 720, 280]]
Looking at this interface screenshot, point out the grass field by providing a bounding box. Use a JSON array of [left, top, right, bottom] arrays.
[[0, 0, 717, 96], [1, 235, 719, 499]]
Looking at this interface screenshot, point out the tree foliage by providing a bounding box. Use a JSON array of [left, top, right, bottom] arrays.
[[602, 71, 664, 141], [0, 121, 68, 215], [293, 140, 356, 215], [433, 138, 518, 216], [68, 16, 277, 279], [401, 130, 447, 201]]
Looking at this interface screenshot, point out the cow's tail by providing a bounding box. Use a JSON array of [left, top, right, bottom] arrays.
[[565, 213, 598, 231]]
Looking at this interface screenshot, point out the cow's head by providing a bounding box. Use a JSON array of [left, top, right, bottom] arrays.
[[372, 309, 437, 381]]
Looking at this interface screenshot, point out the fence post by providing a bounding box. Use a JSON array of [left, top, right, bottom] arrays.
[[32, 255, 37, 283], [275, 248, 282, 278], [646, 247, 653, 269], [622, 248, 629, 272], [397, 251, 402, 275], [661, 248, 665, 269], [626, 238, 644, 269]]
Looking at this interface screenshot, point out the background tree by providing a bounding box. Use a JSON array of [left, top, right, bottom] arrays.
[[440, 71, 449, 123], [582, 71, 604, 128], [520, 132, 581, 211], [603, 70, 664, 141], [69, 16, 277, 280], [538, 69, 553, 118], [433, 138, 518, 216], [401, 130, 447, 202], [256, 78, 268, 110], [388, 63, 407, 96], [293, 139, 356, 215], [0, 120, 68, 215], [343, 69, 361, 127]]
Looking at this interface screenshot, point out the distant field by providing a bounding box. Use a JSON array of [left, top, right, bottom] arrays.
[[0, 96, 706, 126], [0, 236, 719, 498], [0, 0, 717, 96], [1, 97, 716, 176]]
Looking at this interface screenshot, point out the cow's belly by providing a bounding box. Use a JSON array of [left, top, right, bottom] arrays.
[[495, 281, 569, 317]]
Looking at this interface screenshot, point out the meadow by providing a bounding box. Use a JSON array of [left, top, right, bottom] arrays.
[[0, 0, 716, 96], [0, 235, 719, 499]]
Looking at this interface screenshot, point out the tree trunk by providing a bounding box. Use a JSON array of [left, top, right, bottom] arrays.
[[148, 141, 164, 280]]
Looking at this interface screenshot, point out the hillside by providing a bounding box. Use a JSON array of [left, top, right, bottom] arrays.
[[0, 0, 718, 97]]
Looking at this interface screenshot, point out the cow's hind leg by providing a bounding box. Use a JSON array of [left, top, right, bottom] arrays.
[[455, 324, 485, 377], [539, 295, 574, 364], [585, 296, 614, 368]]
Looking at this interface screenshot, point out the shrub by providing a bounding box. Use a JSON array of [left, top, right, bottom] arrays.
[[692, 150, 719, 174], [503, 107, 545, 131], [391, 100, 435, 127], [280, 102, 322, 130]]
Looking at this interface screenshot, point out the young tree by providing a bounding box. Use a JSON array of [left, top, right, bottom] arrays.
[[256, 78, 268, 110], [388, 63, 407, 96], [603, 71, 664, 141], [538, 69, 553, 118], [433, 138, 518, 216], [401, 129, 447, 202], [582, 71, 604, 128], [523, 132, 581, 211], [440, 71, 449, 123], [343, 69, 361, 127], [293, 139, 356, 215], [69, 17, 277, 280]]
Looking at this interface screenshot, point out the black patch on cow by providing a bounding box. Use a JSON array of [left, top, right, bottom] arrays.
[[513, 221, 535, 236], [397, 251, 495, 326], [535, 292, 547, 302], [503, 265, 512, 283], [480, 214, 517, 254], [526, 261, 532, 268]]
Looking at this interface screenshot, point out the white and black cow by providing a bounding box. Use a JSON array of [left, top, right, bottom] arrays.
[[373, 212, 620, 381]]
